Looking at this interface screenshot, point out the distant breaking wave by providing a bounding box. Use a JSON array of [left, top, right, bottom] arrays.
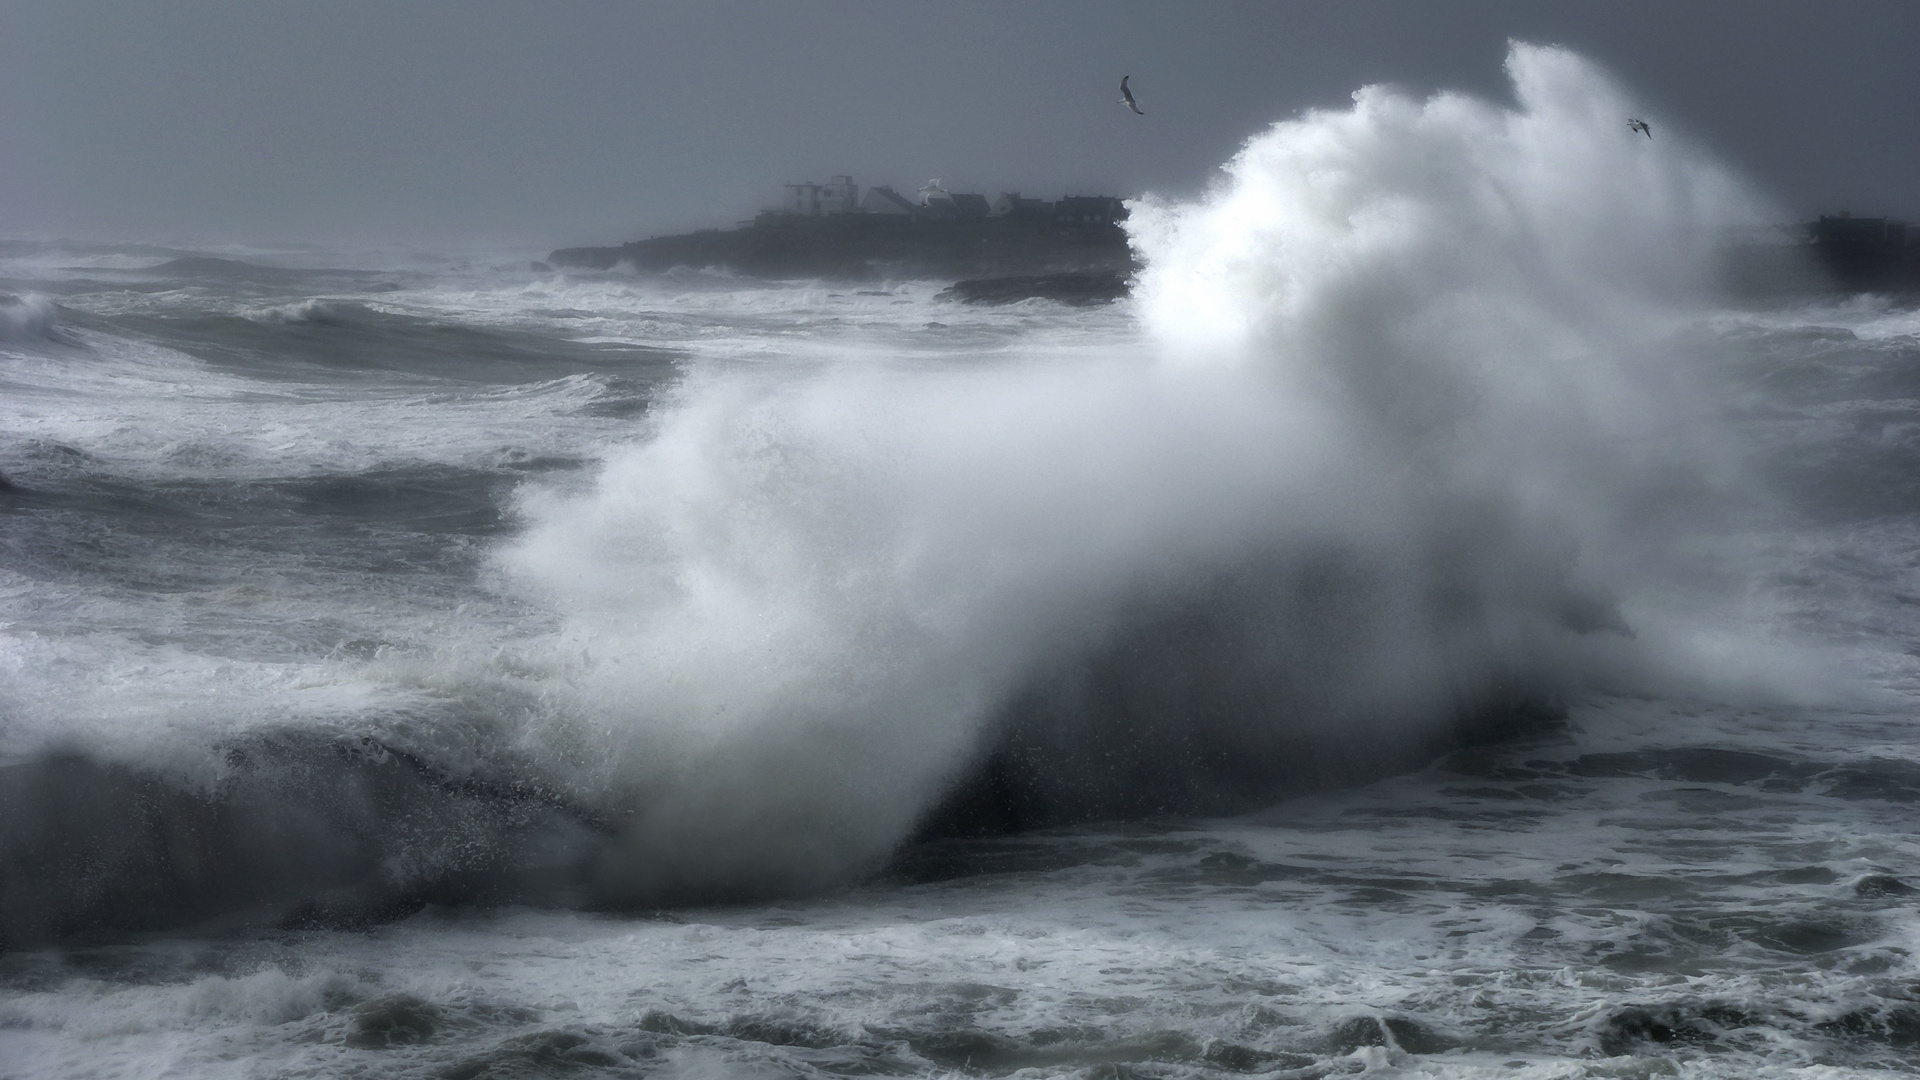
[[252, 298, 365, 326], [0, 293, 69, 344]]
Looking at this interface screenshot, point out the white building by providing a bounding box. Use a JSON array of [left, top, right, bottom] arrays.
[[783, 175, 861, 216]]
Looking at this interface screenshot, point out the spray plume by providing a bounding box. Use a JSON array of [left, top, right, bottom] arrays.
[[497, 43, 1767, 903]]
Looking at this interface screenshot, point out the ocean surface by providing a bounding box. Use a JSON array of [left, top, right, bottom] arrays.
[[6, 45, 1920, 1080]]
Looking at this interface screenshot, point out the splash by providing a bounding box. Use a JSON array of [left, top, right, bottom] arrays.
[[0, 293, 69, 344], [497, 44, 1770, 903]]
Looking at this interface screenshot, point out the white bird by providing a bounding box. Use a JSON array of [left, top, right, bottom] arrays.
[[1627, 118, 1652, 139], [1118, 75, 1144, 116]]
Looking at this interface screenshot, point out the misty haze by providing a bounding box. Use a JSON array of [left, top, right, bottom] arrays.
[[4, 4, 1920, 1078]]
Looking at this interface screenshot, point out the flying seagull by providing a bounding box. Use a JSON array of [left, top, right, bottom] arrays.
[[1118, 75, 1144, 116], [1627, 118, 1652, 139]]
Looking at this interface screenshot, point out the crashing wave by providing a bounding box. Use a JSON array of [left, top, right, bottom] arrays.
[[494, 43, 1767, 904], [0, 293, 73, 344]]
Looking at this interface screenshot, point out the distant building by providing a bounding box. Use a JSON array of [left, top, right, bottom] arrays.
[[914, 180, 960, 219], [861, 185, 916, 215], [770, 175, 1127, 226], [948, 193, 991, 219], [784, 175, 861, 216], [914, 181, 991, 220], [991, 192, 1050, 218], [1054, 196, 1127, 226]]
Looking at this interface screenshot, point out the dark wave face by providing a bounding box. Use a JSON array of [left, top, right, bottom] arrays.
[[0, 245, 690, 941]]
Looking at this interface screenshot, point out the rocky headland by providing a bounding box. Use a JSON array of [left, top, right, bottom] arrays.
[[551, 211, 1920, 305], [551, 213, 1134, 293]]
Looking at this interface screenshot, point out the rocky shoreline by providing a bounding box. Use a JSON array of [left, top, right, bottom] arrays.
[[935, 270, 1130, 305], [551, 213, 1920, 305], [551, 214, 1133, 283]]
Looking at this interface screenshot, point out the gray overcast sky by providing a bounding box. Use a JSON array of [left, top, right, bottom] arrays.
[[3, 1, 1915, 248]]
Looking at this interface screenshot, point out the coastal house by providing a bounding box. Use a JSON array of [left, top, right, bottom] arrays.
[[915, 181, 992, 220], [948, 193, 991, 219], [1055, 196, 1127, 226], [860, 185, 917, 215], [991, 192, 1050, 218], [783, 175, 861, 216]]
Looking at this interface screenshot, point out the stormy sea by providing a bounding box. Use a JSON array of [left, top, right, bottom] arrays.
[[5, 46, 1920, 1079]]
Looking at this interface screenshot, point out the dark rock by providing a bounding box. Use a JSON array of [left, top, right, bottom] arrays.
[[1381, 1017, 1460, 1055], [547, 245, 623, 271], [1317, 1016, 1458, 1055], [1324, 1016, 1390, 1053], [1816, 1005, 1920, 1049], [529, 260, 552, 273], [1201, 1042, 1304, 1071], [1593, 1003, 1756, 1057], [345, 993, 442, 1049], [1595, 1007, 1718, 1056], [441, 1029, 636, 1080], [550, 215, 1135, 281], [937, 271, 1130, 305], [1854, 874, 1917, 898]]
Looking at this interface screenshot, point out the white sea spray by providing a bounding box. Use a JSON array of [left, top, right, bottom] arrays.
[[495, 44, 1794, 902]]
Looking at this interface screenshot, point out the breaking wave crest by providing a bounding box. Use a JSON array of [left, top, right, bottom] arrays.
[[252, 298, 366, 326], [0, 293, 69, 344], [495, 44, 1772, 903]]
